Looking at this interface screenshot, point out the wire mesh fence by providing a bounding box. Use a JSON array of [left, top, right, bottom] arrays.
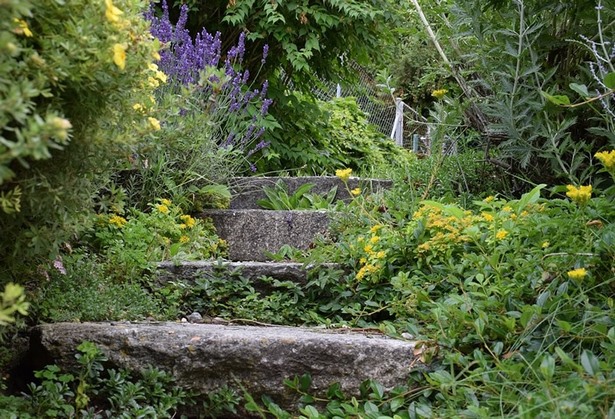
[[311, 62, 397, 138], [312, 62, 440, 153]]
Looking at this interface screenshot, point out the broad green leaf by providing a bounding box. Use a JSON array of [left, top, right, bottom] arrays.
[[199, 184, 231, 199], [369, 380, 385, 399], [569, 83, 589, 97], [539, 355, 555, 380], [363, 401, 379, 414], [516, 184, 545, 212], [390, 397, 404, 412], [604, 72, 615, 89], [580, 350, 600, 376], [555, 347, 576, 369], [299, 373, 312, 392]]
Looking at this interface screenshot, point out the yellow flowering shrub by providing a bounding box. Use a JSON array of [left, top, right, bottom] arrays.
[[567, 267, 587, 281], [595, 150, 615, 173], [93, 198, 227, 280], [431, 89, 448, 99], [0, 0, 165, 274], [352, 225, 390, 282]]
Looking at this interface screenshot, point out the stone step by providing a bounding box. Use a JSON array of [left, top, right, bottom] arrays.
[[201, 209, 330, 261], [228, 176, 392, 209], [30, 322, 422, 416], [157, 261, 342, 289]]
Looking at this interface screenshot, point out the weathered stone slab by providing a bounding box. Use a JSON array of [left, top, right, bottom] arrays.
[[32, 322, 420, 414], [201, 210, 330, 261], [157, 261, 341, 286], [228, 176, 393, 209]]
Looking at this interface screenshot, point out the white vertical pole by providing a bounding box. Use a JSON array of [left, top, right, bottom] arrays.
[[394, 98, 404, 146], [336, 83, 342, 98]]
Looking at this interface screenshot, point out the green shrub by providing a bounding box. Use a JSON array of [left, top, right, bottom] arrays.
[[302, 158, 615, 416], [0, 341, 195, 418], [0, 283, 29, 327], [259, 95, 407, 176], [32, 197, 229, 322], [0, 0, 161, 279]]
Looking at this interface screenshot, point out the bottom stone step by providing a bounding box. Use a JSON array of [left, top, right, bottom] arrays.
[[30, 322, 421, 416]]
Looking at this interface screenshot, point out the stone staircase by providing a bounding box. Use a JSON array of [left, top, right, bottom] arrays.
[[30, 176, 424, 416]]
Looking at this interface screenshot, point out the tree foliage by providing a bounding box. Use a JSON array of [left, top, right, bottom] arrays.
[[164, 0, 395, 87]]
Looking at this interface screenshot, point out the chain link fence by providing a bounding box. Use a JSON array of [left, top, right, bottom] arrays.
[[312, 62, 434, 152]]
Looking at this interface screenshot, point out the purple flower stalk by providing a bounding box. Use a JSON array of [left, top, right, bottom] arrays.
[[147, 0, 272, 161]]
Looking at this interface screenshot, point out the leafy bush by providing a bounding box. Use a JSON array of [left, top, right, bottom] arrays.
[[32, 197, 227, 322], [34, 252, 164, 323], [259, 95, 407, 175], [434, 0, 613, 186], [91, 198, 227, 277], [302, 157, 615, 416], [0, 0, 161, 278], [0, 341, 195, 418], [0, 283, 29, 327], [257, 180, 337, 210]]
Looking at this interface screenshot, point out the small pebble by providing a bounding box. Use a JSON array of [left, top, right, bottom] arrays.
[[186, 312, 203, 323]]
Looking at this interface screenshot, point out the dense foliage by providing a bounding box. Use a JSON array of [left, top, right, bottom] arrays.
[[155, 0, 400, 175], [0, 0, 161, 277], [1, 0, 615, 417], [389, 0, 615, 190]]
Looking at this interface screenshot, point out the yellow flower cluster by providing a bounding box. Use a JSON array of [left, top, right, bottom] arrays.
[[112, 43, 127, 70], [413, 204, 473, 256], [495, 229, 508, 240], [147, 63, 168, 87], [13, 18, 33, 37], [482, 212, 495, 222], [105, 0, 123, 23], [336, 168, 353, 183], [179, 235, 190, 244], [180, 215, 196, 229], [148, 117, 161, 131], [567, 268, 587, 281], [566, 185, 592, 206], [108, 214, 127, 228], [156, 203, 169, 214], [350, 188, 361, 196], [355, 225, 388, 281], [431, 89, 448, 99], [595, 150, 615, 172]]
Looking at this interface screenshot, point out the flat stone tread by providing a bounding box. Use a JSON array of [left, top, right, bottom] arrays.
[[38, 321, 411, 346]]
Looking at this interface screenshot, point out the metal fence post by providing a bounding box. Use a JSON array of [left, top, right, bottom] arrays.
[[412, 134, 419, 153], [390, 98, 404, 146]]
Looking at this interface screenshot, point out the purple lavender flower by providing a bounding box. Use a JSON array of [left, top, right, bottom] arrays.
[[148, 0, 274, 164], [261, 98, 273, 116]]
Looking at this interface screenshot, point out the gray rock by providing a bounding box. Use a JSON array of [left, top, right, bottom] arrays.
[[32, 322, 422, 413]]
